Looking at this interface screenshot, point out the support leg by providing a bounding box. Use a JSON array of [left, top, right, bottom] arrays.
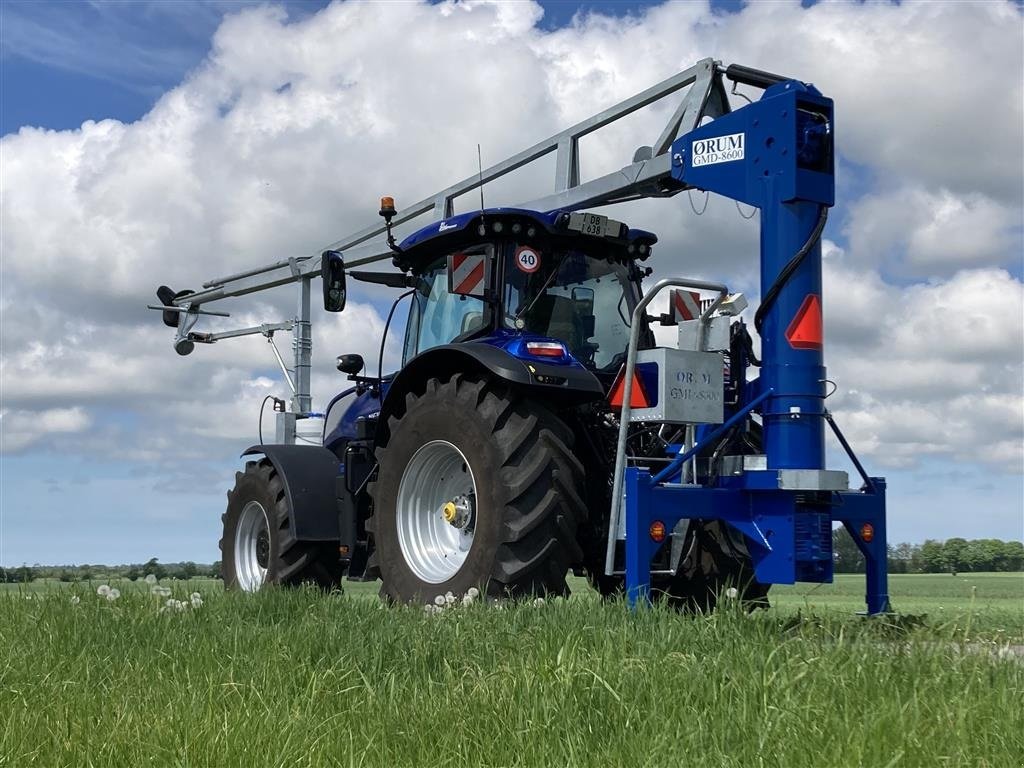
[[624, 467, 653, 609], [835, 479, 890, 615]]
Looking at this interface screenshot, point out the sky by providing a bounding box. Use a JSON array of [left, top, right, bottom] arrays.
[[0, 0, 1022, 566]]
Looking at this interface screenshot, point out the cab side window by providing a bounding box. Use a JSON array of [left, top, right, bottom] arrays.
[[403, 245, 491, 364]]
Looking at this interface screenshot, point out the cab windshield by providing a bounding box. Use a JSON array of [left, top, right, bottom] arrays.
[[503, 246, 635, 370]]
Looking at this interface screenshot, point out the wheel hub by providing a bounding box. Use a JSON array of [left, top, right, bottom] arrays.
[[396, 440, 478, 584], [442, 495, 474, 530], [256, 529, 270, 569], [235, 500, 270, 592]]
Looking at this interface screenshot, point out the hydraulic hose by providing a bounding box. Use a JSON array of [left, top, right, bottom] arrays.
[[753, 205, 828, 335]]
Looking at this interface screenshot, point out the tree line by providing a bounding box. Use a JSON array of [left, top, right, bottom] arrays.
[[3, 538, 1022, 583], [0, 558, 222, 583], [833, 532, 1024, 574]]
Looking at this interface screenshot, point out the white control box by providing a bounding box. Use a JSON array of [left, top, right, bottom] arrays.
[[628, 347, 724, 425]]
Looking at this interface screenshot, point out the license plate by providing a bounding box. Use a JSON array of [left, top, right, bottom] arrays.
[[567, 212, 622, 238]]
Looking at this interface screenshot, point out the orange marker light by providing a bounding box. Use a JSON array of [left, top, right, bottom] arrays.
[[649, 521, 666, 543], [860, 523, 875, 543], [380, 196, 395, 212]]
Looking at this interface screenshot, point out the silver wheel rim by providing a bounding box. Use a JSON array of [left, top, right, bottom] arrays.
[[396, 440, 477, 584], [235, 500, 270, 591]]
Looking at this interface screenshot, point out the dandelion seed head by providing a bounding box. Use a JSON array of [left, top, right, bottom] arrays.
[[144, 574, 158, 585], [105, 593, 118, 602], [433, 595, 445, 607], [533, 597, 545, 606], [190, 592, 201, 601], [467, 587, 479, 598], [109, 588, 121, 599], [726, 587, 739, 599], [70, 596, 81, 605], [462, 594, 474, 606], [445, 594, 456, 605], [97, 585, 111, 597]]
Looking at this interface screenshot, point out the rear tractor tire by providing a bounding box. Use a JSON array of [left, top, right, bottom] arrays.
[[665, 521, 770, 612], [368, 374, 585, 604], [220, 458, 344, 591]]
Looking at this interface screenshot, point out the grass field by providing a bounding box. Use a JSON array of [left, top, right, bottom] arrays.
[[1, 573, 1021, 767]]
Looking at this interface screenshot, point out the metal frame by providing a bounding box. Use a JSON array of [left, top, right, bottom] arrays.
[[614, 72, 889, 614], [157, 59, 728, 441], [606, 277, 728, 577]]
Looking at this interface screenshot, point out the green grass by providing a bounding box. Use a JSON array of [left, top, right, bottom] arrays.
[[772, 572, 1024, 638], [1, 574, 1022, 767]]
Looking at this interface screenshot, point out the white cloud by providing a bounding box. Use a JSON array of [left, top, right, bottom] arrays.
[[702, 0, 1024, 204], [824, 260, 1024, 471], [0, 407, 91, 452], [0, 0, 1021, 493], [846, 186, 1022, 276]]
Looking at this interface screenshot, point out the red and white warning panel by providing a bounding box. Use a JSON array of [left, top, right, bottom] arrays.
[[449, 251, 488, 296], [671, 289, 702, 322]]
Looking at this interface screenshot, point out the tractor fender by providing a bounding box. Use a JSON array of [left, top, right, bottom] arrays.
[[240, 444, 341, 542], [377, 344, 603, 441]]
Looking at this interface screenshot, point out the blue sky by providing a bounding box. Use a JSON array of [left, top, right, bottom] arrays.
[[1, 1, 762, 135], [1, 0, 1021, 566]]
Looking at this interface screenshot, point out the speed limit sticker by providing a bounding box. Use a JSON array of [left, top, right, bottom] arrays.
[[515, 246, 541, 273]]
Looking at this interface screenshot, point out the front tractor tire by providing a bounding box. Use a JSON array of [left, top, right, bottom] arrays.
[[221, 458, 343, 591], [368, 374, 585, 604]]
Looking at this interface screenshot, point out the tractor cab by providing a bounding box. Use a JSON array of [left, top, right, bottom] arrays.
[[393, 208, 657, 377]]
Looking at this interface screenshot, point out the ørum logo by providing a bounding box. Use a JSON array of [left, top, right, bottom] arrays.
[[692, 132, 745, 167]]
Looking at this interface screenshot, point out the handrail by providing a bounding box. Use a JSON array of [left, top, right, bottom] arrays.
[[604, 277, 728, 576]]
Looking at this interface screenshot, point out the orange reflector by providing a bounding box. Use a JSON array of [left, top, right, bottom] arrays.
[[649, 521, 666, 543], [785, 294, 823, 350], [380, 196, 395, 211], [860, 523, 875, 543], [609, 368, 650, 409]]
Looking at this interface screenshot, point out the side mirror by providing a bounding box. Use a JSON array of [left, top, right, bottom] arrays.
[[336, 354, 364, 375], [321, 250, 347, 312]]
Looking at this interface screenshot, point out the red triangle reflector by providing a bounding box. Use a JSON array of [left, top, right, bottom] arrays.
[[785, 294, 823, 350], [609, 368, 650, 409]]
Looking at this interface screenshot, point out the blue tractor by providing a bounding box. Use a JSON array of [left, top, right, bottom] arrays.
[[154, 60, 890, 613], [221, 205, 768, 606]]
